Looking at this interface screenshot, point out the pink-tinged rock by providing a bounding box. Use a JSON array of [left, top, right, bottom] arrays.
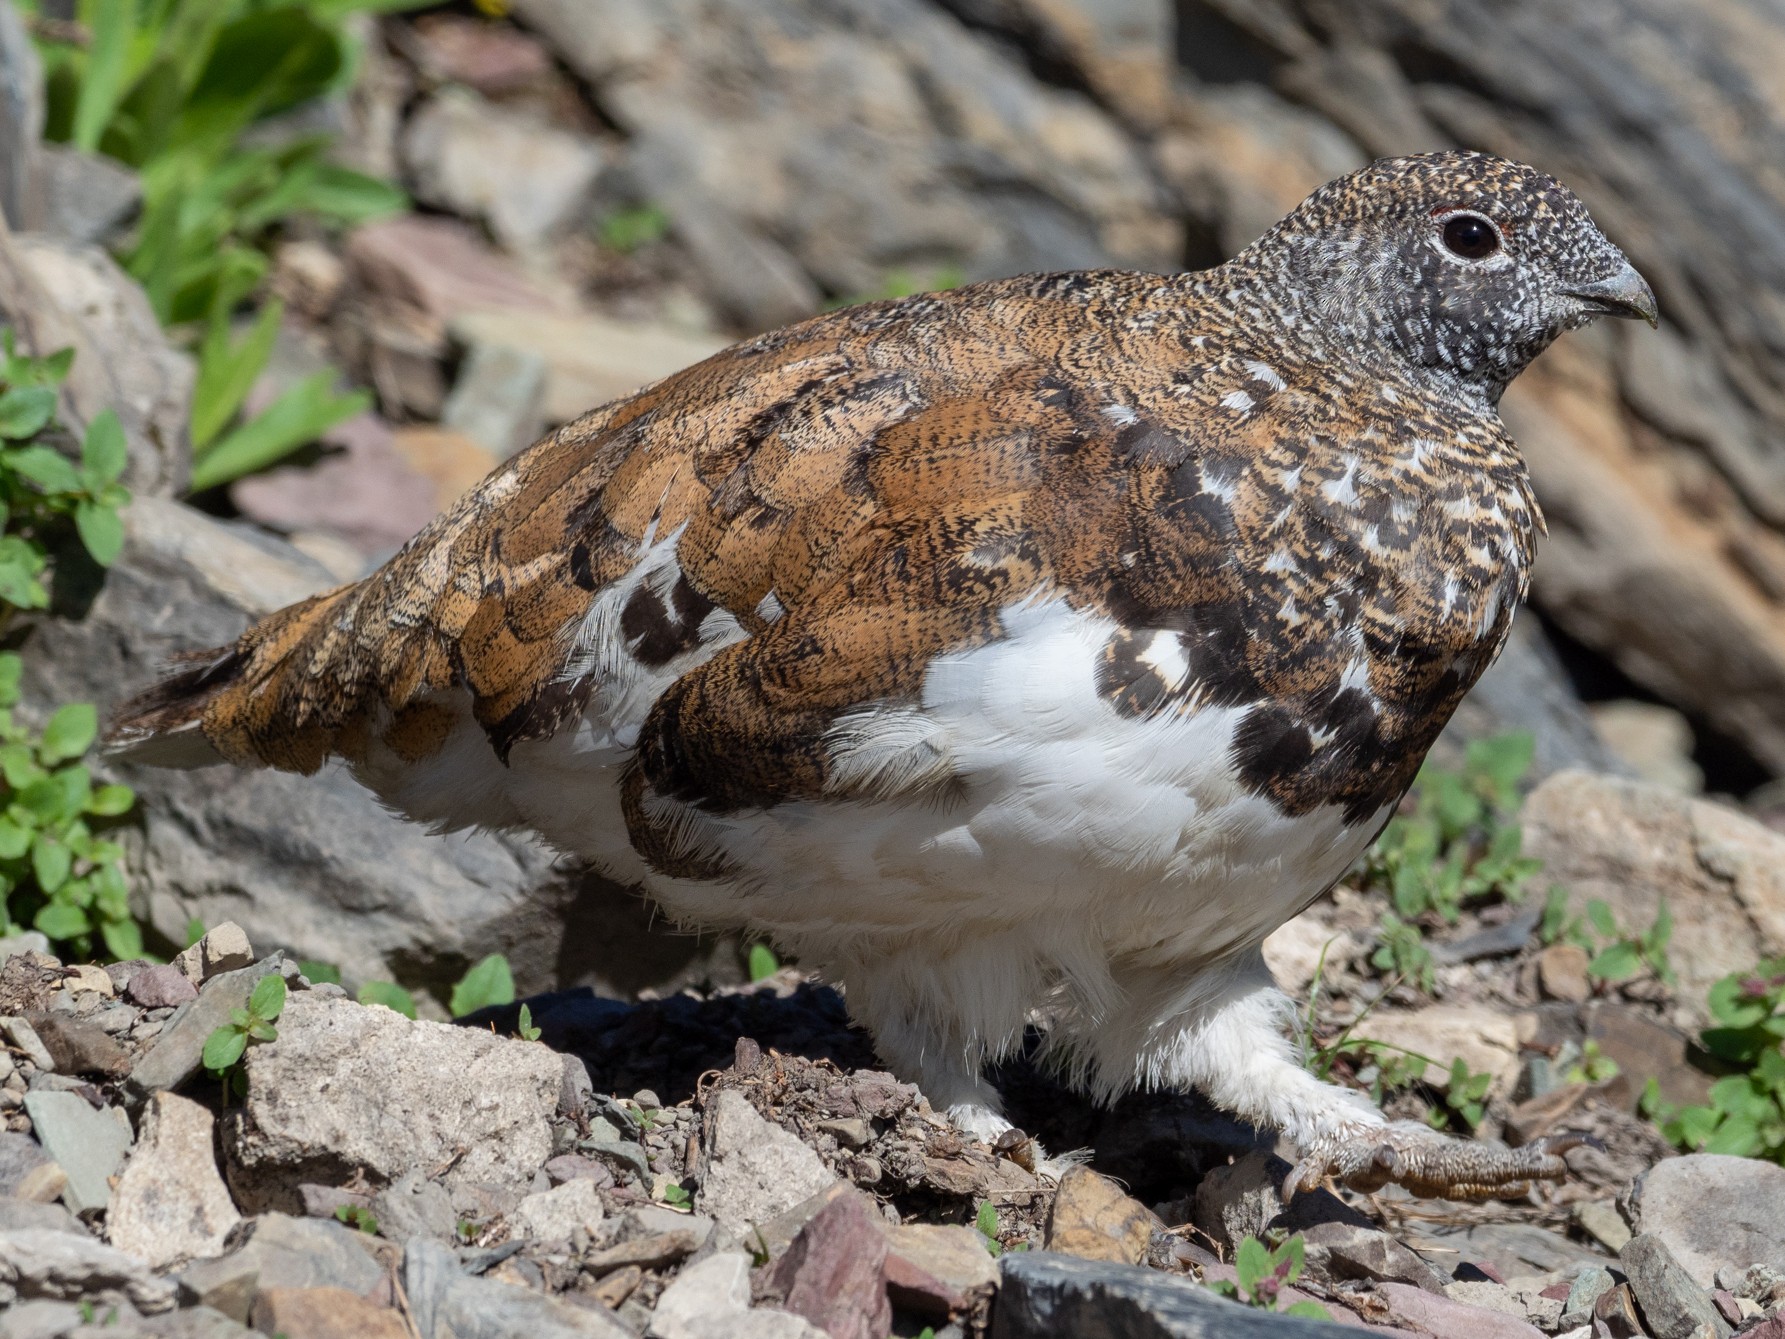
[[345, 216, 562, 324], [230, 414, 441, 558], [762, 1187, 891, 1339], [124, 964, 197, 1009], [1377, 1281, 1547, 1339], [408, 15, 554, 93], [882, 1224, 995, 1321]]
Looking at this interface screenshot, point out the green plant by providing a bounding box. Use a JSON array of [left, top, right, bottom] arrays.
[[1369, 912, 1435, 994], [1563, 1039, 1621, 1086], [975, 1199, 1002, 1257], [356, 979, 416, 1018], [450, 953, 516, 1017], [596, 203, 671, 254], [1439, 1057, 1493, 1130], [746, 942, 780, 983], [1360, 733, 1541, 927], [1541, 889, 1676, 987], [1206, 1234, 1330, 1320], [828, 266, 966, 310], [1649, 960, 1785, 1162], [203, 971, 287, 1096], [334, 1203, 379, 1235], [0, 338, 138, 960], [516, 1002, 540, 1041], [298, 959, 341, 985], [29, 0, 411, 488], [659, 1183, 692, 1208]]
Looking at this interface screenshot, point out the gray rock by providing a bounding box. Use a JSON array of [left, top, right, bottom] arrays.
[[172, 922, 257, 986], [1628, 1154, 1785, 1289], [403, 87, 604, 251], [0, 1227, 175, 1313], [1562, 1264, 1615, 1329], [222, 993, 563, 1213], [1415, 1221, 1608, 1280], [109, 1092, 241, 1269], [0, 232, 191, 496], [1621, 1234, 1732, 1339], [175, 1214, 386, 1323], [1299, 1220, 1450, 1293], [403, 1237, 631, 1338], [696, 1089, 837, 1242], [371, 1172, 460, 1244], [646, 1250, 827, 1339], [124, 964, 199, 1010], [138, 1306, 256, 1338], [126, 954, 290, 1098], [20, 1091, 131, 1216], [0, 1299, 90, 1339], [0, 1018, 54, 1073], [0, 1197, 85, 1238], [514, 1178, 605, 1242], [23, 145, 142, 246], [443, 339, 547, 459], [0, 933, 50, 966], [993, 1251, 1360, 1337]]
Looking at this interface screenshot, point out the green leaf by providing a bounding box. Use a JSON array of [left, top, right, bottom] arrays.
[[1587, 941, 1641, 983], [516, 1002, 541, 1042], [88, 784, 135, 817], [7, 445, 84, 494], [40, 703, 99, 764], [71, 0, 138, 152], [299, 960, 342, 985], [975, 1199, 999, 1242], [80, 411, 129, 485], [101, 917, 144, 961], [32, 835, 72, 893], [249, 972, 288, 1022], [1284, 1301, 1333, 1321], [75, 501, 126, 567], [1703, 1112, 1764, 1158], [747, 942, 780, 982], [358, 980, 416, 1018], [450, 953, 515, 1017], [0, 387, 57, 440], [191, 298, 284, 452], [247, 1020, 277, 1042], [33, 899, 89, 941], [202, 1025, 247, 1072], [0, 821, 27, 859], [0, 653, 22, 706], [1586, 900, 1618, 940], [1234, 1236, 1271, 1294], [189, 374, 369, 491]]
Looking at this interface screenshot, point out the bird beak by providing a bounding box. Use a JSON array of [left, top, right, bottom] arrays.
[[1564, 261, 1658, 328]]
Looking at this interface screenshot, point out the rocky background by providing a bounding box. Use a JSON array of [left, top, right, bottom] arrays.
[[2, 0, 1785, 1336]]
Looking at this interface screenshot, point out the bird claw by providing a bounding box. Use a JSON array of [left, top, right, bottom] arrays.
[[1283, 1126, 1600, 1202]]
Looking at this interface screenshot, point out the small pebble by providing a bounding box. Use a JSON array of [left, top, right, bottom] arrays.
[[633, 1089, 662, 1111]]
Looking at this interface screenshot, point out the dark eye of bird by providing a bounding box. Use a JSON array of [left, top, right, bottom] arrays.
[[1441, 214, 1500, 260]]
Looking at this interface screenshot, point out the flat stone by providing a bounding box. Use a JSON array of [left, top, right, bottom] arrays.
[[64, 965, 114, 998], [815, 1116, 873, 1149], [0, 1128, 67, 1202], [407, 14, 554, 94], [346, 215, 561, 327], [1299, 1220, 1451, 1293], [175, 1214, 386, 1323], [1045, 1166, 1159, 1266], [0, 1227, 175, 1313], [1444, 1280, 1537, 1320], [647, 1250, 828, 1339], [403, 1237, 630, 1338], [995, 1251, 1362, 1336], [21, 1089, 131, 1215], [370, 1171, 459, 1244], [884, 1223, 996, 1320], [762, 1186, 890, 1339], [1622, 1234, 1733, 1339], [0, 933, 50, 966], [1377, 1281, 1547, 1339], [250, 1286, 409, 1339], [444, 340, 547, 459], [1191, 1151, 1371, 1253], [110, 1092, 241, 1269], [173, 922, 256, 985], [515, 1178, 606, 1242], [583, 1227, 704, 1275], [1537, 943, 1592, 1003], [403, 87, 604, 250], [696, 1089, 836, 1242], [0, 1196, 83, 1238], [26, 1011, 130, 1078], [128, 955, 289, 1097], [1349, 1004, 1523, 1095], [1575, 1200, 1633, 1254], [1, 1016, 55, 1071], [1562, 1264, 1615, 1328], [138, 1304, 257, 1337], [124, 963, 198, 1009], [451, 309, 729, 425], [222, 993, 564, 1213], [1629, 1154, 1785, 1288]]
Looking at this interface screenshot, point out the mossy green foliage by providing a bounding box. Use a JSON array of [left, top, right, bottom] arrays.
[[1649, 959, 1785, 1163], [0, 336, 137, 959]]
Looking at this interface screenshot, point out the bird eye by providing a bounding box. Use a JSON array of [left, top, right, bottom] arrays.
[[1441, 213, 1500, 260]]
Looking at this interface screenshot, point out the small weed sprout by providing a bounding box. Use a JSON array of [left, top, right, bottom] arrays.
[[334, 1204, 379, 1235], [1207, 1233, 1331, 1320], [975, 1199, 1002, 1257], [203, 972, 287, 1100], [1647, 959, 1785, 1163]]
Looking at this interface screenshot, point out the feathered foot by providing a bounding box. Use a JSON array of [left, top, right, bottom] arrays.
[[1285, 1123, 1601, 1201]]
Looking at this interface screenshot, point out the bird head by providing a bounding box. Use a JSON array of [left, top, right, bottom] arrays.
[[1256, 150, 1656, 404]]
